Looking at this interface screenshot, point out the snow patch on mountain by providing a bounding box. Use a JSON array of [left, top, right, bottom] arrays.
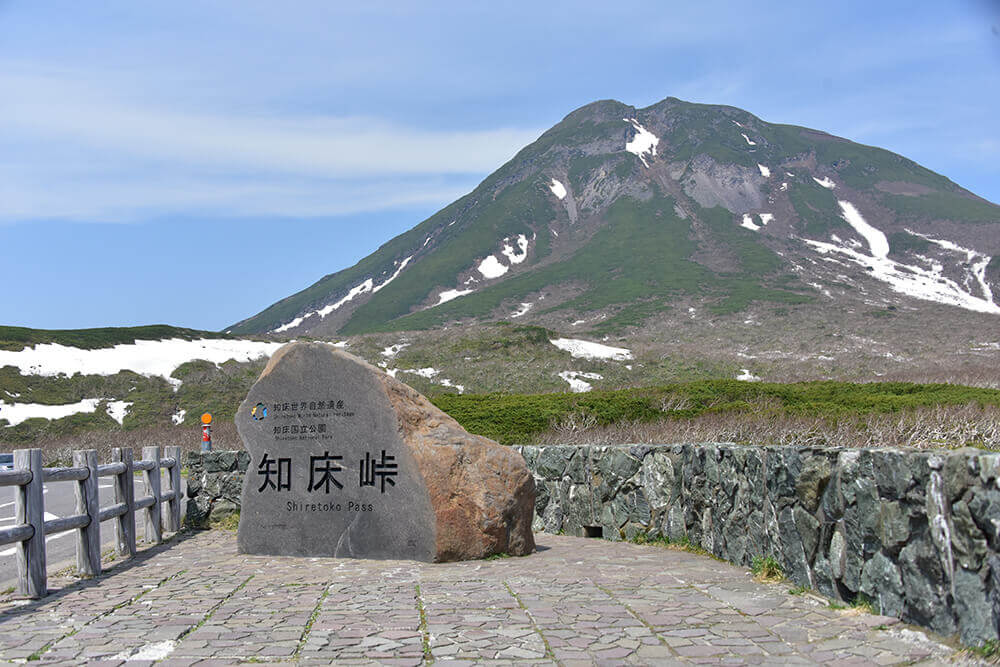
[[382, 366, 463, 393], [757, 164, 771, 177], [382, 343, 409, 359], [502, 235, 530, 264], [624, 119, 659, 167], [0, 339, 284, 389], [759, 213, 774, 226], [478, 255, 509, 279], [402, 367, 438, 379], [106, 400, 132, 425], [171, 408, 186, 425], [550, 338, 633, 361], [741, 215, 761, 231], [803, 207, 1000, 315], [549, 179, 567, 200], [907, 230, 995, 303], [273, 279, 372, 332], [736, 369, 761, 381], [272, 256, 412, 332], [781, 182, 788, 191], [319, 279, 373, 316], [813, 176, 836, 189], [808, 282, 833, 298], [511, 303, 532, 318], [0, 398, 102, 427], [558, 370, 603, 392], [437, 288, 474, 305], [741, 133, 756, 146], [373, 256, 413, 294], [838, 201, 889, 258], [434, 235, 530, 308], [272, 313, 310, 334], [439, 378, 465, 393]]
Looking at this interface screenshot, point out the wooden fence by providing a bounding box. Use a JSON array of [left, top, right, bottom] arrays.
[[0, 446, 182, 598]]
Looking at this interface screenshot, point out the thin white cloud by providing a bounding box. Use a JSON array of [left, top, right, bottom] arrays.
[[0, 67, 542, 223], [0, 170, 477, 223], [1, 71, 541, 177]]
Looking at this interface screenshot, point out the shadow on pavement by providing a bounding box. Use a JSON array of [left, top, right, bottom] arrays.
[[0, 528, 201, 623]]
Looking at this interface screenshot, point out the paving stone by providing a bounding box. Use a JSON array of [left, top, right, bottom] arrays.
[[0, 530, 973, 665]]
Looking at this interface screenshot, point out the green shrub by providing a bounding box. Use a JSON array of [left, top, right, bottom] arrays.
[[751, 556, 784, 581]]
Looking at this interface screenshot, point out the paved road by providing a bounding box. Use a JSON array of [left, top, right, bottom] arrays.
[[0, 472, 185, 590], [0, 531, 974, 665]]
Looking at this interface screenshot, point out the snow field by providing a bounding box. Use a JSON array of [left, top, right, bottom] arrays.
[[433, 234, 531, 308], [741, 215, 761, 231], [511, 303, 533, 318], [382, 366, 464, 393], [436, 288, 475, 305], [1, 398, 132, 427], [550, 338, 633, 361], [0, 338, 284, 389], [838, 201, 888, 258], [549, 179, 567, 200], [502, 234, 530, 264], [381, 343, 410, 359], [623, 119, 659, 167], [478, 255, 509, 279], [907, 230, 995, 303], [272, 255, 412, 333], [558, 371, 603, 393], [803, 203, 1000, 315]]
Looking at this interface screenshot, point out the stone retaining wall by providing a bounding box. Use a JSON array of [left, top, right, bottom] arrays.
[[184, 450, 249, 527], [185, 444, 1000, 644], [514, 444, 1000, 646]]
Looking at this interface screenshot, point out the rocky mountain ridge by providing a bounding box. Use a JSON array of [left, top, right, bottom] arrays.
[[229, 96, 1000, 340]]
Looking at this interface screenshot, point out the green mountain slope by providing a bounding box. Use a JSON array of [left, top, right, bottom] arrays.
[[230, 96, 1000, 338]]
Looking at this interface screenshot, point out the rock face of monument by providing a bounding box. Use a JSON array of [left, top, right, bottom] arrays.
[[236, 342, 535, 562]]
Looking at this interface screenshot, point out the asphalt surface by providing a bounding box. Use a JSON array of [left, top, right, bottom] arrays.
[[0, 472, 185, 590]]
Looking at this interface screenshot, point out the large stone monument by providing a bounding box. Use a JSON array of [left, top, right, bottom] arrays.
[[236, 342, 535, 562]]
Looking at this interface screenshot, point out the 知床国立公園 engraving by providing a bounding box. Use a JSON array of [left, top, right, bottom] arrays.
[[236, 342, 535, 562]]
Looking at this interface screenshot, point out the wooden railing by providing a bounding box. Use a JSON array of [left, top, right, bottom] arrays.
[[0, 446, 182, 598]]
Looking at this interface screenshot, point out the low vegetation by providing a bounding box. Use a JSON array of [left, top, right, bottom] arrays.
[[964, 639, 1000, 663], [0, 358, 266, 446], [750, 556, 784, 583], [629, 532, 715, 559], [7, 377, 1000, 465], [433, 380, 1000, 447], [11, 421, 243, 466], [0, 324, 232, 352]]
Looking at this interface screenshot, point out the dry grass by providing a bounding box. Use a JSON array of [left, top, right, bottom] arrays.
[[12, 422, 244, 466], [543, 402, 1000, 450]]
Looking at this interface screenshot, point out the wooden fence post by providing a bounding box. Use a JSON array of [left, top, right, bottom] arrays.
[[112, 447, 136, 557], [142, 446, 162, 544], [15, 448, 46, 598], [73, 449, 101, 577], [164, 446, 182, 533]]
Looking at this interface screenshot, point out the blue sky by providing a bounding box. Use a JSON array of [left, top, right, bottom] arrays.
[[2, 1, 998, 331]]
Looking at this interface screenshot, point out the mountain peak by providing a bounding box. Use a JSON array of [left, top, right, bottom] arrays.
[[230, 96, 1000, 339]]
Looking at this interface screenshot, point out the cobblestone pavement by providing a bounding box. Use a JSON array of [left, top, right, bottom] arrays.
[[0, 530, 978, 665]]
